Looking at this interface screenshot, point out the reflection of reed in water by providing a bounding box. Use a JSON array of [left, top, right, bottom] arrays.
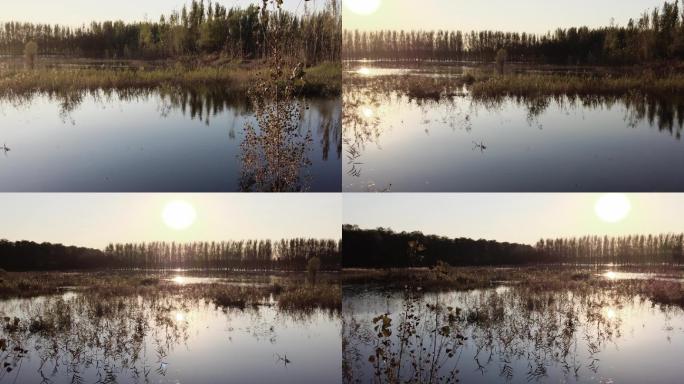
[[343, 282, 679, 384], [0, 286, 339, 384], [0, 295, 190, 383]]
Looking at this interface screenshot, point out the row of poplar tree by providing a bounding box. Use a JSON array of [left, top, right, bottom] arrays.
[[343, 1, 684, 64], [0, 238, 341, 271], [342, 226, 684, 268], [0, 0, 341, 64]]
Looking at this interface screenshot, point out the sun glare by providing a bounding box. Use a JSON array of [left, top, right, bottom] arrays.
[[357, 67, 371, 76], [175, 312, 186, 322], [345, 0, 381, 15], [605, 271, 617, 280], [595, 194, 631, 223], [172, 275, 186, 285], [361, 106, 375, 119], [163, 201, 196, 230]]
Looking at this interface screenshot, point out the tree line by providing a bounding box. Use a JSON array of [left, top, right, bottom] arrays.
[[535, 233, 684, 265], [343, 226, 684, 268], [342, 226, 537, 268], [0, 238, 341, 271], [343, 1, 684, 65], [0, 0, 340, 64]]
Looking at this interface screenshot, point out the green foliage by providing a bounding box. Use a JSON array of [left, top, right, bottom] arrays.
[[0, 0, 340, 64]]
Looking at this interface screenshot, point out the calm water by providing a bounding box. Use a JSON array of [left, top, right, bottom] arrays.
[[0, 90, 341, 192], [343, 63, 684, 192], [0, 292, 341, 383], [343, 279, 684, 384]]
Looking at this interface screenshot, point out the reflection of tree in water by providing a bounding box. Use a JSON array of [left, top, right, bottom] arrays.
[[343, 86, 472, 189], [343, 285, 679, 384], [0, 88, 341, 190], [472, 93, 684, 139]]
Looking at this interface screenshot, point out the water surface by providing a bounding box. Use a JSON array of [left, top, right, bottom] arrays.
[[343, 63, 684, 192], [343, 275, 684, 383], [0, 90, 341, 192], [0, 278, 341, 383]]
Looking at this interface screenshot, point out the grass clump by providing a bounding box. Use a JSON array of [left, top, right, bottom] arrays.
[[278, 284, 341, 312], [0, 62, 340, 98]]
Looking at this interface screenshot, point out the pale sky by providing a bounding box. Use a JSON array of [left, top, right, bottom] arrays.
[[0, 0, 322, 25], [344, 194, 684, 245], [344, 0, 668, 34], [0, 194, 341, 248]]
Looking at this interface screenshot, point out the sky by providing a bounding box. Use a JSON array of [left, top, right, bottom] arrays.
[[344, 194, 684, 245], [0, 0, 319, 25], [0, 194, 341, 248], [343, 0, 668, 34]]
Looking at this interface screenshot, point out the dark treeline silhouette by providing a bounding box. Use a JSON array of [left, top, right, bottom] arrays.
[[0, 238, 341, 271], [0, 0, 341, 64], [342, 225, 536, 268], [343, 226, 684, 268], [343, 1, 684, 65]]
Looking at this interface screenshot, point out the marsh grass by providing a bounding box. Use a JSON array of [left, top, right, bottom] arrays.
[[344, 267, 684, 383], [343, 266, 684, 308], [0, 62, 341, 98], [278, 283, 342, 313], [347, 69, 684, 100], [0, 271, 340, 312]]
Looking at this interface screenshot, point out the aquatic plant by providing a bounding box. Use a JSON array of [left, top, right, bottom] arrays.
[[342, 270, 680, 383]]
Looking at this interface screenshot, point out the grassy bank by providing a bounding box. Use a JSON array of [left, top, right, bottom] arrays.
[[347, 69, 684, 100], [0, 271, 341, 312], [469, 72, 684, 98], [0, 61, 341, 98], [343, 266, 684, 308]]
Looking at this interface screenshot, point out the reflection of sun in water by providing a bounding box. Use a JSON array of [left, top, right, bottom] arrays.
[[361, 106, 375, 119], [595, 194, 631, 223], [175, 312, 186, 322], [172, 276, 186, 285], [605, 271, 617, 280], [357, 67, 371, 76], [606, 308, 616, 319], [163, 200, 197, 230], [345, 0, 381, 15]]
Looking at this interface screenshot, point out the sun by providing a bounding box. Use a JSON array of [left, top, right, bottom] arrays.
[[345, 0, 381, 15], [595, 194, 631, 223], [163, 201, 196, 230]]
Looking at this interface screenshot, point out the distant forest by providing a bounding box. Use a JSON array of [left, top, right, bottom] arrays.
[[343, 1, 684, 64], [0, 238, 341, 271], [0, 0, 341, 63], [343, 226, 684, 268]]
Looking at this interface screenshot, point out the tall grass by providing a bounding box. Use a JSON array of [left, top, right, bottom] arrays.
[[0, 62, 341, 98]]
